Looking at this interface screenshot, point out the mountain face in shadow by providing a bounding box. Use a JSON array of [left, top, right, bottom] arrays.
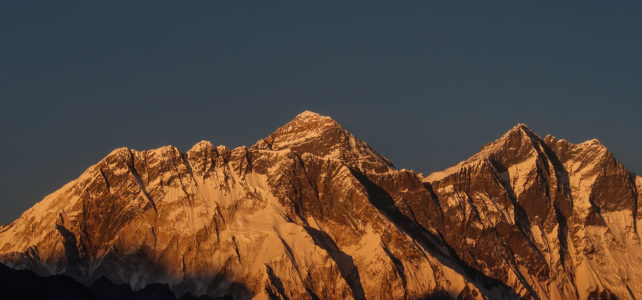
[[0, 262, 102, 300], [0, 263, 230, 300], [0, 112, 640, 300]]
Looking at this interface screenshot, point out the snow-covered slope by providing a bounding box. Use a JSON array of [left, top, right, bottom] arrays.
[[0, 112, 640, 300], [424, 124, 642, 299]]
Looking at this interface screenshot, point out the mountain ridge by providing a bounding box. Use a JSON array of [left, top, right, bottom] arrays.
[[0, 111, 640, 300]]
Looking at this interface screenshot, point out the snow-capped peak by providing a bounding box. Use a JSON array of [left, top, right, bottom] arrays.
[[252, 111, 394, 172], [511, 122, 532, 132], [293, 110, 328, 120]]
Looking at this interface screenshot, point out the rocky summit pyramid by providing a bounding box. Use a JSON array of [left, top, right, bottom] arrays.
[[0, 111, 640, 300]]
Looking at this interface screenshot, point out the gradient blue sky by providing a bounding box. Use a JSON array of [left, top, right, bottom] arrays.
[[1, 1, 641, 223]]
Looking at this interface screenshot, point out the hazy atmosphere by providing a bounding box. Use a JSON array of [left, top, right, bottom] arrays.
[[1, 1, 641, 224]]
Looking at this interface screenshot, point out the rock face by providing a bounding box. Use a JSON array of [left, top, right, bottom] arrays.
[[424, 124, 641, 300], [0, 112, 640, 300]]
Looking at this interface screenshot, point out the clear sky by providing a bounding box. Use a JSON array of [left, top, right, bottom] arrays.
[[1, 1, 641, 224]]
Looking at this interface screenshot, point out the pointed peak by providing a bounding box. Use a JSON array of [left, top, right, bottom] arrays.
[[295, 110, 326, 119], [424, 123, 548, 180], [288, 111, 338, 127], [254, 111, 346, 152], [102, 147, 133, 164], [464, 123, 543, 164], [494, 123, 539, 145], [496, 122, 539, 142], [272, 111, 343, 138], [252, 111, 394, 172], [508, 123, 534, 134]]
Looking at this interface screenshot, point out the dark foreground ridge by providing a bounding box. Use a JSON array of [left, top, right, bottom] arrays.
[[0, 263, 230, 300]]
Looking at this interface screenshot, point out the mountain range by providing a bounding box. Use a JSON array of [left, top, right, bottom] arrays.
[[1, 111, 640, 300]]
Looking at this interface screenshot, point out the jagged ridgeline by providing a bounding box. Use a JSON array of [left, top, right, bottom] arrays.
[[0, 111, 640, 300]]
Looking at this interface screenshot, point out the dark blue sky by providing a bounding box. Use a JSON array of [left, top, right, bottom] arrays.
[[1, 1, 641, 223]]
